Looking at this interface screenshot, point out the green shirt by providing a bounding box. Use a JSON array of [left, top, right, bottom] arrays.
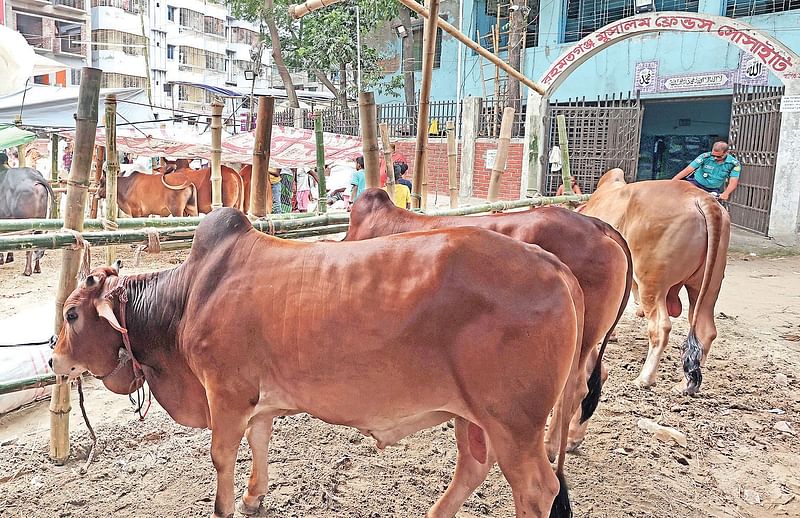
[[689, 153, 741, 190]]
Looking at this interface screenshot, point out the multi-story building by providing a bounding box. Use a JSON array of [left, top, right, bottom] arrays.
[[6, 0, 92, 86]]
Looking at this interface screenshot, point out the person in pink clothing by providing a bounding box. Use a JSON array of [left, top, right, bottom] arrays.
[[294, 166, 319, 212]]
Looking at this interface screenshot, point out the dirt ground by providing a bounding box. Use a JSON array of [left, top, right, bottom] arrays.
[[0, 238, 799, 518]]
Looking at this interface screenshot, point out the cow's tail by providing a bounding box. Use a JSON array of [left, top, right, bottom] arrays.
[[551, 272, 583, 518], [682, 197, 723, 395], [580, 224, 633, 423], [186, 183, 199, 216], [160, 174, 192, 191], [37, 179, 56, 219]]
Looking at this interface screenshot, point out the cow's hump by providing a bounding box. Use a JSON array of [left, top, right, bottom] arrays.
[[191, 207, 252, 256]]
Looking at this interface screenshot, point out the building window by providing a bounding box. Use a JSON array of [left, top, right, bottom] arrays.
[[474, 0, 539, 50], [204, 16, 225, 37], [179, 8, 204, 31], [101, 72, 146, 88], [91, 0, 148, 15], [564, 0, 699, 43], [167, 5, 175, 21], [231, 26, 258, 46], [15, 14, 47, 50], [56, 21, 83, 55], [404, 25, 442, 72], [726, 0, 800, 17], [167, 44, 175, 59], [93, 29, 146, 56]]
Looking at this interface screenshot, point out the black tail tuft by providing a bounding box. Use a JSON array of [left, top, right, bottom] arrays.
[[580, 362, 603, 423], [682, 330, 703, 395], [549, 471, 573, 518]]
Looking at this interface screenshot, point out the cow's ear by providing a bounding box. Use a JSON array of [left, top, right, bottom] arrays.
[[111, 260, 123, 274], [95, 299, 127, 334]]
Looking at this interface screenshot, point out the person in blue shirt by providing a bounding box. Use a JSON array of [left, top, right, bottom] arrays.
[[672, 141, 741, 201], [349, 156, 367, 209]]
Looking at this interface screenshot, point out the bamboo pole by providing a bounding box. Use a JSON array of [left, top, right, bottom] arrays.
[[314, 113, 327, 214], [0, 374, 57, 396], [556, 114, 573, 195], [104, 95, 119, 265], [487, 107, 516, 202], [412, 0, 441, 211], [52, 67, 102, 465], [89, 146, 105, 218], [358, 92, 381, 188], [379, 123, 395, 204], [210, 101, 224, 210], [17, 143, 27, 168], [446, 120, 458, 208], [288, 0, 545, 95], [251, 96, 275, 217], [50, 133, 60, 218]]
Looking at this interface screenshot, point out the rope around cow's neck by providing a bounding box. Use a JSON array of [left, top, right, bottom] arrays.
[[76, 377, 97, 475]]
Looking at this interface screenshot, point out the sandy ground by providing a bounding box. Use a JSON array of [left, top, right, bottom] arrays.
[[0, 239, 799, 518]]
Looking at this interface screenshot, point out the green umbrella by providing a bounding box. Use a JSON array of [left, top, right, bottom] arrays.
[[0, 125, 35, 150]]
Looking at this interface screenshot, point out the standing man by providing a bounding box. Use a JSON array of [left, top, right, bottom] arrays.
[[672, 141, 741, 201], [0, 152, 9, 172], [295, 166, 319, 213], [349, 156, 366, 210], [269, 166, 282, 214]]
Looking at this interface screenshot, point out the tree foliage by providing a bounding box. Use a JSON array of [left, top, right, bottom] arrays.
[[226, 0, 405, 101]]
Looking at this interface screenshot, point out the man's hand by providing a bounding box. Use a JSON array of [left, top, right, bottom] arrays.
[[719, 192, 730, 201]]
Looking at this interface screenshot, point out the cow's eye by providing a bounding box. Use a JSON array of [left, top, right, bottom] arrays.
[[66, 309, 78, 323]]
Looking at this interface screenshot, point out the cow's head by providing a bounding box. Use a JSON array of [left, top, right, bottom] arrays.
[[50, 260, 142, 394]]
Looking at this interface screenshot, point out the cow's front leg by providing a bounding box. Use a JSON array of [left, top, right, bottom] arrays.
[[23, 251, 33, 276], [209, 406, 247, 518], [237, 413, 274, 515], [5, 252, 13, 263]]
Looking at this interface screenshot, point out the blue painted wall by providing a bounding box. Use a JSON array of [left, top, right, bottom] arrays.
[[374, 2, 800, 104]]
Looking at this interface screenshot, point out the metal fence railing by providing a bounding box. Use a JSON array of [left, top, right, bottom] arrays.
[[477, 98, 526, 138]]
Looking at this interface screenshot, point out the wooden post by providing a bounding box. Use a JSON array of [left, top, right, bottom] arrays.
[[17, 143, 27, 168], [412, 0, 441, 210], [251, 96, 275, 217], [446, 120, 458, 208], [210, 100, 224, 210], [556, 114, 573, 195], [52, 66, 102, 465], [358, 91, 380, 188], [50, 133, 60, 217], [104, 95, 119, 265], [289, 0, 546, 95], [89, 146, 105, 218], [379, 123, 395, 204], [314, 113, 327, 214], [487, 107, 515, 202]]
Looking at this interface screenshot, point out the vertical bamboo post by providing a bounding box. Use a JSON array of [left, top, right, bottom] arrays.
[[314, 113, 327, 214], [52, 66, 102, 465], [556, 114, 573, 194], [17, 143, 27, 168], [358, 91, 380, 188], [210, 100, 224, 210], [487, 107, 515, 202], [89, 146, 105, 218], [50, 133, 60, 217], [250, 96, 275, 217], [412, 0, 441, 210], [104, 95, 119, 265], [446, 120, 458, 208], [379, 123, 395, 204]]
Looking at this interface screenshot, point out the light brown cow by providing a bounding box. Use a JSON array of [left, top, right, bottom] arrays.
[[164, 165, 244, 213], [346, 188, 632, 458], [52, 208, 584, 518], [581, 169, 730, 394], [97, 171, 198, 217]]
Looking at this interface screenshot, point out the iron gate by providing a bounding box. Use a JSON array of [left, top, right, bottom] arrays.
[[542, 93, 643, 195], [728, 84, 784, 235]]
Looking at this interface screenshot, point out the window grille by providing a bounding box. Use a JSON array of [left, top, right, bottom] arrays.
[[725, 0, 799, 17], [564, 0, 699, 43]]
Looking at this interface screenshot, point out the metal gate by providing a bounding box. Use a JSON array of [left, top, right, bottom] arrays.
[[728, 84, 784, 235], [542, 93, 643, 195]]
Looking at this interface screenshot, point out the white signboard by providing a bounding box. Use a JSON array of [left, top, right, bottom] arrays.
[[484, 149, 497, 169], [780, 96, 800, 113], [661, 72, 731, 92]]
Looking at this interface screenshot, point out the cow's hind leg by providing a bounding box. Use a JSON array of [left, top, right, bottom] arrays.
[[634, 289, 672, 388], [492, 427, 565, 518], [428, 418, 495, 518], [209, 403, 248, 518], [23, 251, 33, 276], [5, 252, 13, 264], [566, 345, 609, 452], [238, 413, 274, 515]]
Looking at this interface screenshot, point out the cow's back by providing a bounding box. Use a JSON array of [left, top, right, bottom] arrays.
[[0, 168, 51, 219]]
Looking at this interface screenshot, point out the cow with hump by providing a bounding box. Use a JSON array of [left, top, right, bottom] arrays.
[[580, 168, 730, 395], [346, 188, 632, 458], [51, 207, 585, 518]]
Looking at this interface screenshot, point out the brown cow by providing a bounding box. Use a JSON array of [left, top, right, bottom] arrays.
[[164, 165, 244, 213], [52, 208, 584, 518], [581, 169, 730, 395], [97, 171, 198, 217], [346, 188, 632, 458]]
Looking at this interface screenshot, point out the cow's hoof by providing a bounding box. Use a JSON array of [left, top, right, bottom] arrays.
[[635, 308, 645, 318], [566, 438, 584, 454], [633, 376, 655, 389], [6, 254, 13, 263], [22, 270, 32, 277], [236, 497, 264, 516], [671, 379, 689, 395]]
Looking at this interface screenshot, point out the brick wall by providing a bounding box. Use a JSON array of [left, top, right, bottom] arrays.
[[394, 138, 523, 200]]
